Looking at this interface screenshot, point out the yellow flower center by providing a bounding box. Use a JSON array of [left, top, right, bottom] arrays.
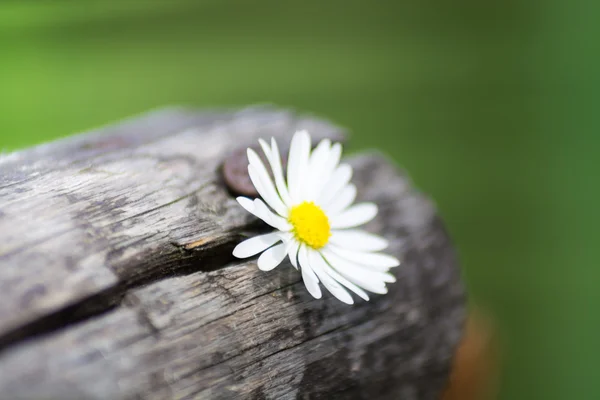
[[288, 201, 331, 249]]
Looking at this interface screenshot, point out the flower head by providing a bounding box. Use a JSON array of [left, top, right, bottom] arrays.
[[232, 130, 399, 304]]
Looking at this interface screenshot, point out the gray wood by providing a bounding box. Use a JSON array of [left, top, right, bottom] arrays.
[[0, 107, 466, 400]]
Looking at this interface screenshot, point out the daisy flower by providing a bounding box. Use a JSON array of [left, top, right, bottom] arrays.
[[232, 130, 400, 304]]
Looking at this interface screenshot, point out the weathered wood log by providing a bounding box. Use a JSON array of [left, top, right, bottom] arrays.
[[0, 107, 466, 400]]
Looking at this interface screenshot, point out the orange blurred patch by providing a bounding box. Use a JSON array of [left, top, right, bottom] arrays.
[[442, 310, 499, 400]]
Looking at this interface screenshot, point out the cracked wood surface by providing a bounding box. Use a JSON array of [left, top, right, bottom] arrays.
[[0, 107, 466, 400]]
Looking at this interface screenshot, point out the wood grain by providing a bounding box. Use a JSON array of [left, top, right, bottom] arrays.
[[0, 107, 466, 399]]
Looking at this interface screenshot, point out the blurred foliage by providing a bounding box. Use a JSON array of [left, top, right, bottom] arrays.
[[0, 1, 598, 399]]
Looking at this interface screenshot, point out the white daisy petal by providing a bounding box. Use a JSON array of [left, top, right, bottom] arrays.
[[269, 138, 294, 204], [329, 229, 389, 252], [324, 184, 356, 215], [298, 245, 322, 299], [312, 142, 342, 194], [317, 164, 352, 207], [247, 148, 288, 213], [248, 163, 288, 218], [305, 139, 331, 201], [287, 130, 311, 204], [305, 143, 342, 202], [257, 243, 287, 271], [330, 203, 378, 229], [252, 198, 292, 232], [236, 196, 255, 214], [258, 138, 292, 206], [314, 253, 370, 301], [321, 248, 396, 294], [331, 269, 388, 294], [327, 255, 395, 285], [328, 245, 400, 270], [347, 280, 388, 295], [308, 249, 354, 304], [238, 196, 287, 231], [330, 267, 389, 295], [285, 239, 300, 269], [322, 142, 342, 178], [232, 233, 281, 258], [277, 231, 294, 243]]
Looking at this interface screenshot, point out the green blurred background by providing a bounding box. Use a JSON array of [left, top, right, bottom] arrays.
[[1, 1, 597, 399]]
